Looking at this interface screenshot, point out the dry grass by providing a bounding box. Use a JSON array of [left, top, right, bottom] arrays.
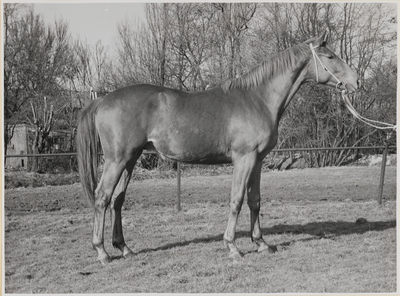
[[3, 163, 233, 189], [3, 166, 397, 293]]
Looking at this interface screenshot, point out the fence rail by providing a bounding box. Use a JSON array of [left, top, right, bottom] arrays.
[[3, 150, 158, 158], [4, 145, 396, 208], [3, 145, 396, 158]]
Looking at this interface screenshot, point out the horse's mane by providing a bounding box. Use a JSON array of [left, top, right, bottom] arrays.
[[222, 42, 311, 92]]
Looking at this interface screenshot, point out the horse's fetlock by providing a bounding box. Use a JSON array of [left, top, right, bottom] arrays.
[[92, 240, 104, 250], [253, 236, 266, 246], [112, 240, 125, 251]]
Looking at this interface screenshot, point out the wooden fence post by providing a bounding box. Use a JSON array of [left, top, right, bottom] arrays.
[[378, 141, 389, 205], [177, 162, 182, 211]]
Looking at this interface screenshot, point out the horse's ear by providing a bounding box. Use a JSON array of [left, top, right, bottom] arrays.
[[305, 36, 317, 44], [317, 30, 330, 46], [305, 30, 330, 46], [323, 29, 331, 43]]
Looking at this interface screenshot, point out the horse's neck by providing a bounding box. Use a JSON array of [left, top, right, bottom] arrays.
[[259, 60, 310, 123]]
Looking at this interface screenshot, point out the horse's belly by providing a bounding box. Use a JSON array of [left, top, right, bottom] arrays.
[[163, 151, 232, 165], [148, 132, 232, 164]]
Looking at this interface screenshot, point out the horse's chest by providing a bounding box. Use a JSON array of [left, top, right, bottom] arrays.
[[229, 115, 277, 155]]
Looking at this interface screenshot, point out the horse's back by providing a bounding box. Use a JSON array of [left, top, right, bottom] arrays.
[[97, 84, 230, 131]]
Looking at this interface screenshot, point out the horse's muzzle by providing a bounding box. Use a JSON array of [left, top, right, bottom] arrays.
[[342, 79, 361, 94]]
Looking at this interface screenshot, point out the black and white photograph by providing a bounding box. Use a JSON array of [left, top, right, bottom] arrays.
[[2, 1, 398, 293]]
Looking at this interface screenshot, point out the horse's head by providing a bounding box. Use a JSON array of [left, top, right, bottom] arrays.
[[306, 31, 360, 93]]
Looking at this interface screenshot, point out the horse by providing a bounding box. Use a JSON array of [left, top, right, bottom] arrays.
[[76, 32, 360, 265]]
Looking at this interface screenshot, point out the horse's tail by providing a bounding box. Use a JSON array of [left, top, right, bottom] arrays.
[[76, 99, 102, 207]]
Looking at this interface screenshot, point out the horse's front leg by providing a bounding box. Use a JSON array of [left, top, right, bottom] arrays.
[[224, 153, 257, 259]]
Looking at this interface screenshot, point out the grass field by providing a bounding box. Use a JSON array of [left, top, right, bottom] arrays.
[[3, 166, 397, 293]]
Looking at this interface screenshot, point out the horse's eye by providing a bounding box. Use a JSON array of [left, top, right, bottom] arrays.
[[323, 53, 335, 59]]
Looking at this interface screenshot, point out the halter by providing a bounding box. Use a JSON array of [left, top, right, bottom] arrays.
[[310, 43, 396, 131], [310, 43, 343, 90]]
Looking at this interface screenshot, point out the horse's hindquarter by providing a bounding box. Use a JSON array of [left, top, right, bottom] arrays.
[[95, 86, 155, 160]]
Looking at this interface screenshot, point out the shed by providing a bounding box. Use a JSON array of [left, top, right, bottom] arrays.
[[5, 124, 29, 169]]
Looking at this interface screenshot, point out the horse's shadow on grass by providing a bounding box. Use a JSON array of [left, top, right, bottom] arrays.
[[134, 220, 396, 255]]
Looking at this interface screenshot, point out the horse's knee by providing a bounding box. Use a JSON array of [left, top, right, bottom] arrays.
[[230, 198, 243, 213]]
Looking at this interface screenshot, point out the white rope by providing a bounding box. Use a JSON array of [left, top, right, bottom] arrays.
[[341, 91, 397, 131], [310, 43, 396, 131]]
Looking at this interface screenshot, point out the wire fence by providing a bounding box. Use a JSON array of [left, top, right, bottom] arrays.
[[5, 145, 396, 208], [3, 145, 396, 158]]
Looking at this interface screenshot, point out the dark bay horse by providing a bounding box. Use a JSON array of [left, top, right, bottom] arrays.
[[77, 32, 360, 264]]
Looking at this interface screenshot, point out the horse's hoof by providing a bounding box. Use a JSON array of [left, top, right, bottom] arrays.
[[229, 250, 244, 261], [123, 249, 135, 259], [258, 244, 277, 254], [98, 255, 111, 266]]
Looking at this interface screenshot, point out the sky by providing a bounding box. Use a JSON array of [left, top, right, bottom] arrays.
[[32, 2, 146, 54], [10, 1, 400, 59]]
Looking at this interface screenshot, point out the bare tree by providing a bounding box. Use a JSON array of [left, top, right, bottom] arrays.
[[250, 3, 396, 166], [73, 39, 113, 93], [28, 97, 54, 171], [116, 14, 168, 87], [165, 3, 219, 90], [3, 5, 78, 163], [212, 3, 257, 78], [146, 3, 169, 87], [109, 2, 395, 168]]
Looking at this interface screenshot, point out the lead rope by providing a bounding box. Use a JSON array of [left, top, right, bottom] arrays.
[[341, 91, 397, 131], [310, 43, 397, 131]]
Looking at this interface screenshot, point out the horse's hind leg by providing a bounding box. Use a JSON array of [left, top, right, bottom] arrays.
[[110, 157, 138, 258], [92, 159, 126, 265]]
